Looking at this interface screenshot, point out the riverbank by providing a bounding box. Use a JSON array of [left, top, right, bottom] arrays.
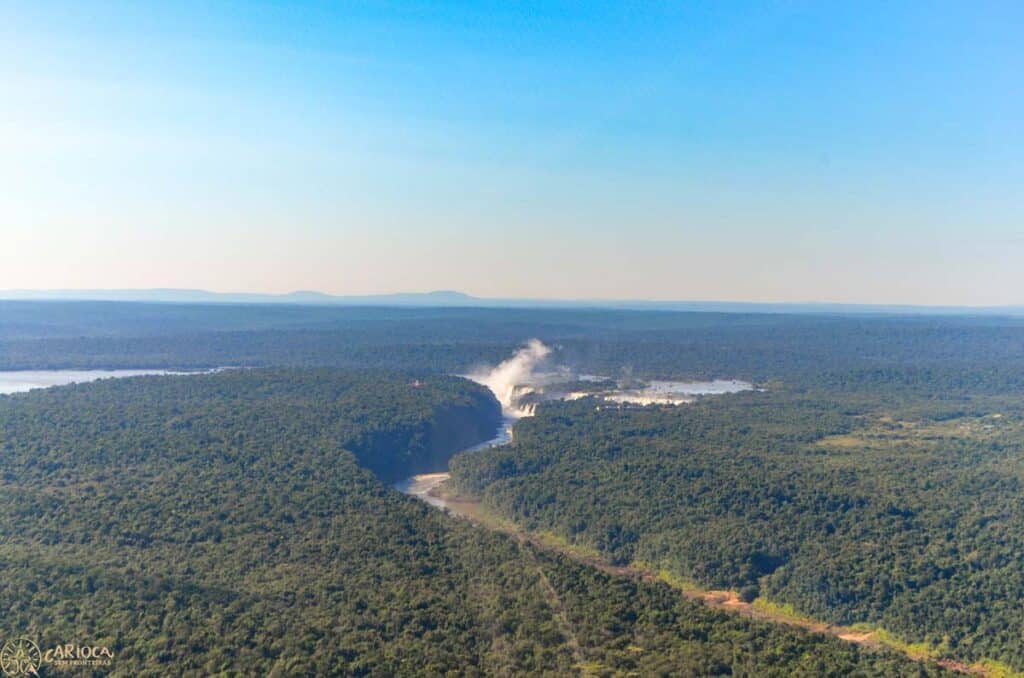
[[424, 481, 1006, 677], [394, 416, 514, 500]]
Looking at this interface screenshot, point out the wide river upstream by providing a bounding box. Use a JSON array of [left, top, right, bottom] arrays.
[[0, 369, 207, 395]]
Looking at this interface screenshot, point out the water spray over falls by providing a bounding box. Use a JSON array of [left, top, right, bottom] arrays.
[[469, 339, 552, 418], [402, 342, 754, 507]]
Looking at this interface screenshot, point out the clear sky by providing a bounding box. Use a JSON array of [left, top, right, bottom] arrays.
[[2, 1, 1021, 304]]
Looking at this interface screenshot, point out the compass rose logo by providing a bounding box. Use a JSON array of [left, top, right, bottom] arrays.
[[0, 638, 41, 677]]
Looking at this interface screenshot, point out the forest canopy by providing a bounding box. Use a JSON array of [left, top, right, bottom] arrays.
[[450, 386, 1024, 671], [0, 369, 947, 676]]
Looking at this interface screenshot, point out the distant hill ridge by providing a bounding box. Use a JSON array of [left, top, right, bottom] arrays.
[[0, 288, 1021, 315], [0, 288, 477, 306]]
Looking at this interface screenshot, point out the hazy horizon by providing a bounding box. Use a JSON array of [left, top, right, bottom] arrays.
[[3, 2, 1021, 304], [2, 286, 1023, 311]]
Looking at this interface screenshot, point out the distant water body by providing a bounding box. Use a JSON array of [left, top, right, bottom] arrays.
[[0, 369, 204, 395]]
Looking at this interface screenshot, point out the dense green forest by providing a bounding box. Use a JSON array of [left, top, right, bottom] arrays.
[[4, 303, 1024, 673], [450, 388, 1024, 671], [0, 370, 945, 675], [4, 303, 1024, 397]]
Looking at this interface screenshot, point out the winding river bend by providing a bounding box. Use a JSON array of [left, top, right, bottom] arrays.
[[394, 416, 515, 510]]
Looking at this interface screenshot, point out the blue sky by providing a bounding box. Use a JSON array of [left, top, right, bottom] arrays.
[[2, 1, 1021, 304]]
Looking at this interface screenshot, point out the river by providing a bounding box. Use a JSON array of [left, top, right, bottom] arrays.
[[396, 377, 754, 509], [394, 416, 515, 510], [0, 369, 215, 395]]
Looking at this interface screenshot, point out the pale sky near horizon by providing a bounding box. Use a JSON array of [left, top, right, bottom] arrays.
[[2, 2, 1021, 305]]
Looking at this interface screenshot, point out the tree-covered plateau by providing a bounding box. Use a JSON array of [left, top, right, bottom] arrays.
[[450, 388, 1024, 672], [0, 370, 945, 676]]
